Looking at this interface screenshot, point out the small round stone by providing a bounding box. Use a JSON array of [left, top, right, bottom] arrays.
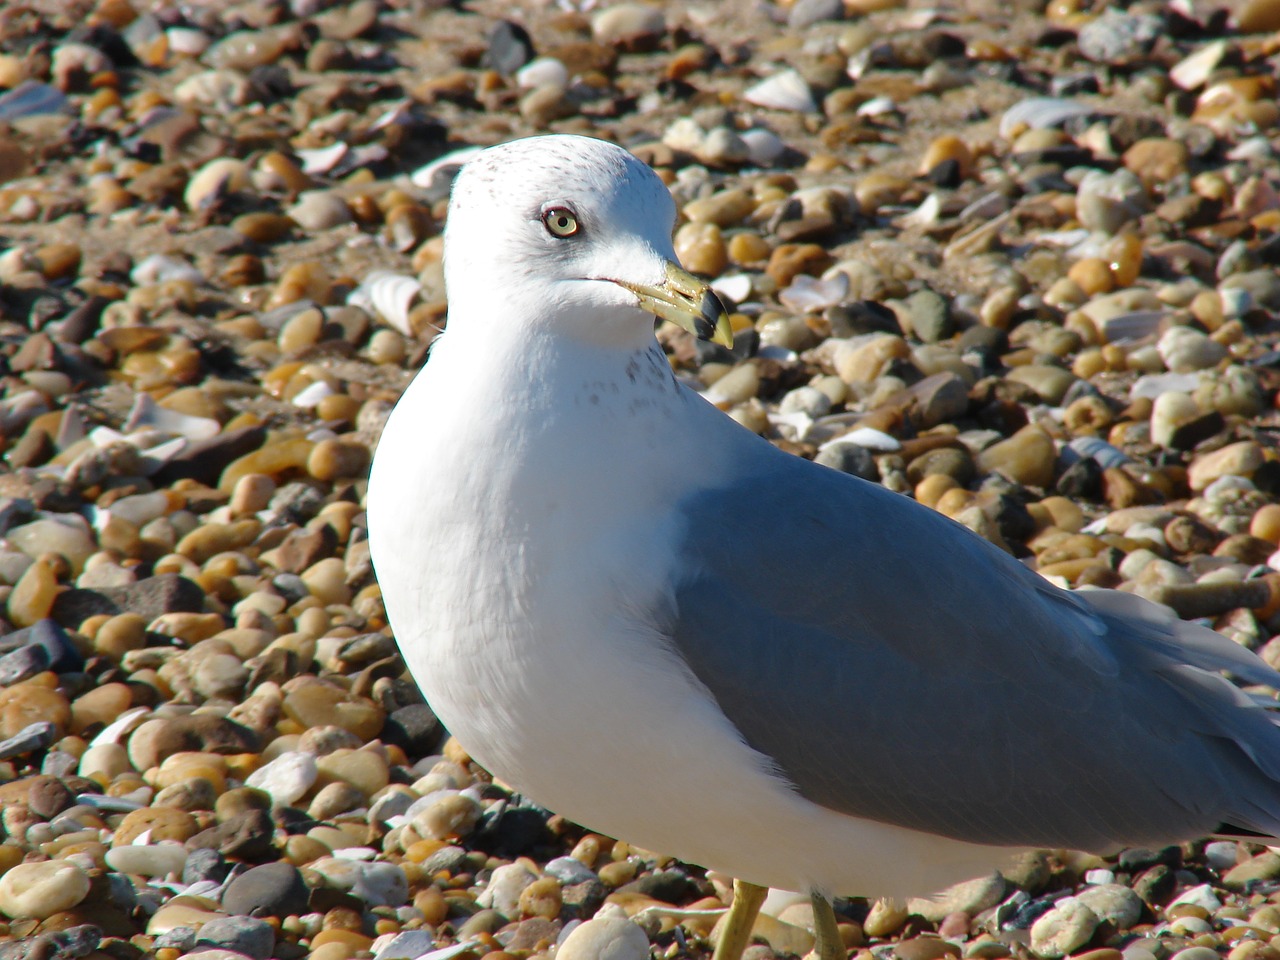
[[0, 860, 90, 919]]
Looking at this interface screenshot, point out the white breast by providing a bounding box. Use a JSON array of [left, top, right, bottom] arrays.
[[368, 332, 1025, 898]]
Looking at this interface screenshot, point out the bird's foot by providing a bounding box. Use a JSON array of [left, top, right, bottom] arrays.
[[804, 891, 848, 960], [710, 879, 768, 960]]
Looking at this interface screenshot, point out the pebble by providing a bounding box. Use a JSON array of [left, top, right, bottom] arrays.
[[556, 912, 649, 960], [195, 916, 275, 960], [244, 751, 318, 806], [221, 862, 310, 918], [0, 860, 90, 919], [1030, 898, 1101, 958]]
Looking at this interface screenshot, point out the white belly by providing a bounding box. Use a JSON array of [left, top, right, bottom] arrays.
[[369, 339, 1026, 898]]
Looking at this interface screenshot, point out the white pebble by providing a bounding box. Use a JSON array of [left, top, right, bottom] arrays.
[[246, 750, 318, 806]]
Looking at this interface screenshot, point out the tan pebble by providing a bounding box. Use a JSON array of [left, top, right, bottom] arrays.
[[0, 55, 26, 90], [150, 752, 227, 792], [0, 861, 89, 919], [232, 211, 293, 243], [915, 474, 959, 509], [673, 222, 728, 276], [1188, 441, 1264, 491], [230, 474, 276, 517], [220, 254, 265, 288], [289, 193, 352, 232], [94, 612, 147, 659], [112, 805, 199, 846], [308, 439, 370, 481], [284, 685, 384, 740], [70, 683, 132, 736], [279, 307, 324, 353], [79, 742, 133, 782], [322, 391, 369, 420], [1062, 395, 1113, 436], [1251, 505, 1280, 544], [834, 335, 911, 385], [147, 902, 228, 936], [863, 897, 910, 937], [284, 832, 331, 867], [1122, 138, 1190, 184], [919, 135, 972, 179], [309, 942, 356, 960], [6, 558, 58, 628], [519, 877, 562, 919], [176, 519, 260, 564], [980, 287, 1022, 330], [598, 859, 638, 887], [220, 437, 315, 493], [976, 425, 1056, 488], [149, 612, 224, 643], [1067, 258, 1113, 296], [1237, 0, 1280, 33], [185, 157, 250, 211], [268, 262, 332, 310], [34, 243, 82, 282], [312, 927, 373, 949], [316, 747, 390, 797], [727, 231, 771, 266], [415, 793, 482, 840], [258, 151, 314, 193], [384, 203, 433, 253], [854, 172, 910, 214], [766, 244, 831, 287], [301, 557, 352, 605], [367, 329, 406, 365], [684, 189, 756, 227]]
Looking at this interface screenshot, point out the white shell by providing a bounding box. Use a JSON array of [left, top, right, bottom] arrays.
[[516, 57, 570, 90], [1101, 310, 1166, 344], [88, 706, 150, 748], [856, 95, 896, 117], [166, 27, 211, 56], [297, 142, 349, 175], [740, 127, 786, 165], [710, 274, 753, 304], [1170, 39, 1226, 90], [778, 273, 849, 313], [743, 70, 817, 113], [130, 254, 206, 286], [831, 427, 901, 452], [899, 192, 941, 228], [349, 270, 422, 336], [1129, 371, 1204, 400], [999, 97, 1093, 138], [292, 380, 336, 408], [410, 145, 486, 190], [124, 393, 220, 442]]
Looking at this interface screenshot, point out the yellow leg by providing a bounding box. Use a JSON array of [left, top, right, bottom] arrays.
[[808, 892, 846, 960], [712, 879, 768, 960]]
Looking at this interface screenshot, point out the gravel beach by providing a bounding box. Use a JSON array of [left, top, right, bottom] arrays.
[[5, 0, 1280, 958]]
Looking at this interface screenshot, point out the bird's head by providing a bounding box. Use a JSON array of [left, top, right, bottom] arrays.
[[442, 134, 732, 351]]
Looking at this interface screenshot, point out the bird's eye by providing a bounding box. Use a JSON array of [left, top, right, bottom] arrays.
[[542, 207, 580, 238]]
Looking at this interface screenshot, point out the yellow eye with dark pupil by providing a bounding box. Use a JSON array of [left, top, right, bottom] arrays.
[[543, 208, 579, 238]]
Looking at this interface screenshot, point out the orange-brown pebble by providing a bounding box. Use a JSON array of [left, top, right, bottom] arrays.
[[915, 474, 959, 509], [727, 232, 771, 266], [1106, 233, 1143, 287], [1251, 505, 1280, 545], [919, 135, 972, 180], [1067, 258, 1113, 296]]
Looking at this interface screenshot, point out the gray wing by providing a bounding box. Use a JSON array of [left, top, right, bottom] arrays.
[[667, 443, 1280, 853]]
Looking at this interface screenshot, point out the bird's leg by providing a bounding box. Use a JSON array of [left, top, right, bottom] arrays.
[[807, 891, 847, 960], [712, 879, 768, 960]]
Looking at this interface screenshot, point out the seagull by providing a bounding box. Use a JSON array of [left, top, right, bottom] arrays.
[[367, 134, 1280, 960]]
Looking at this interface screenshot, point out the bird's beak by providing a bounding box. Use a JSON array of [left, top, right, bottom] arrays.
[[614, 261, 734, 347]]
